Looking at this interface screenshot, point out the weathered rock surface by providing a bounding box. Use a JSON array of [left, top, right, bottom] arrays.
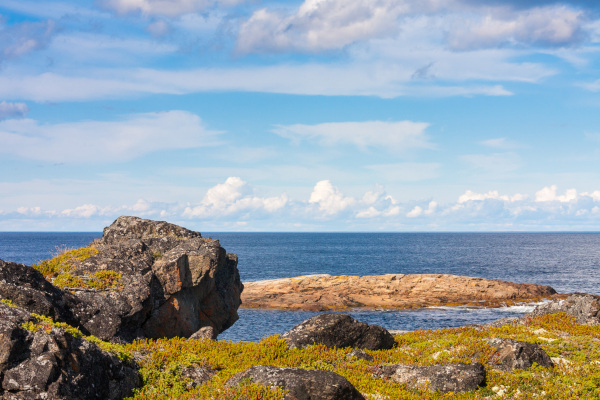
[[529, 293, 600, 325], [0, 302, 140, 400], [180, 365, 216, 389], [0, 259, 82, 328], [282, 314, 395, 350], [346, 349, 374, 362], [374, 362, 486, 393], [0, 216, 243, 341], [486, 338, 553, 371], [242, 274, 558, 310], [228, 365, 365, 400]]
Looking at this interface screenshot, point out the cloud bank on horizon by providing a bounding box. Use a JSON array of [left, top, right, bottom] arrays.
[[0, 0, 600, 231]]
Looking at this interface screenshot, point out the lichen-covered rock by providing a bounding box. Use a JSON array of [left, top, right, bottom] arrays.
[[282, 314, 395, 350], [180, 365, 216, 389], [347, 349, 374, 362], [0, 216, 243, 342], [0, 302, 140, 400], [228, 365, 365, 400], [374, 362, 486, 393], [487, 338, 554, 371], [530, 293, 600, 325], [0, 260, 82, 329]]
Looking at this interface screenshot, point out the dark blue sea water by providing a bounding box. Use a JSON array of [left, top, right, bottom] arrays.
[[1, 232, 599, 341]]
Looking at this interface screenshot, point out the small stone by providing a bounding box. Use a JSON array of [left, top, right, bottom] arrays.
[[347, 349, 375, 362]]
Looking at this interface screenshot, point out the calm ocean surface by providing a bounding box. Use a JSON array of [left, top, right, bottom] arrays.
[[1, 232, 599, 341]]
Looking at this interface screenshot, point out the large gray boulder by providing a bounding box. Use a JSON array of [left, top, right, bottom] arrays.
[[530, 293, 600, 325], [374, 362, 486, 393], [487, 338, 553, 371], [0, 302, 140, 400], [282, 314, 395, 350], [228, 365, 365, 400], [0, 216, 243, 341]]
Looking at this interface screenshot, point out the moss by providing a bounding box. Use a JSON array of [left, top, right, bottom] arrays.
[[32, 247, 123, 291], [1, 298, 15, 307], [33, 247, 98, 280]]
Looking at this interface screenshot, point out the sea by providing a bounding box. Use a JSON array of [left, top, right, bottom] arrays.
[[1, 232, 599, 342]]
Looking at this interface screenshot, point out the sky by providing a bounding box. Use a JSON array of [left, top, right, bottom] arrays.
[[1, 0, 600, 232]]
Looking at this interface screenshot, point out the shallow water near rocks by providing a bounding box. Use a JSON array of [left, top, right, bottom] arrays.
[[2, 232, 599, 342]]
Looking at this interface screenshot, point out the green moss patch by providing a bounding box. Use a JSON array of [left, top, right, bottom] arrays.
[[32, 247, 122, 290]]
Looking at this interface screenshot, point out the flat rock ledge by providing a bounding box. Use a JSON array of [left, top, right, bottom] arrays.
[[241, 273, 559, 311]]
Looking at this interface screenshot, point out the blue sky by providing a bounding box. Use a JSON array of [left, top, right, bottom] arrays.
[[1, 0, 600, 231]]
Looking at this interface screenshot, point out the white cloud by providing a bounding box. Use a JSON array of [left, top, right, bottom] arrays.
[[309, 180, 355, 215], [406, 200, 437, 217], [0, 101, 28, 119], [183, 177, 288, 218], [458, 190, 526, 203], [99, 0, 243, 17], [273, 120, 432, 152], [0, 110, 223, 163], [535, 185, 578, 203], [446, 5, 584, 50], [4, 182, 600, 230], [237, 0, 414, 54]]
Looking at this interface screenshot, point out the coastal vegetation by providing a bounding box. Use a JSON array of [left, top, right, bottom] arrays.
[[118, 312, 599, 399]]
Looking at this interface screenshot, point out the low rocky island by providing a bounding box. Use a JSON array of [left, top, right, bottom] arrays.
[[241, 273, 561, 310], [1, 216, 599, 400]]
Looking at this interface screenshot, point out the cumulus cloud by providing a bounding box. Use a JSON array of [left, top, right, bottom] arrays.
[[183, 177, 288, 218], [0, 20, 58, 61], [273, 120, 432, 152], [535, 185, 578, 202], [446, 5, 585, 50], [0, 110, 222, 163], [309, 180, 355, 215], [5, 182, 600, 230], [406, 201, 437, 218], [99, 0, 243, 17], [0, 102, 28, 120]]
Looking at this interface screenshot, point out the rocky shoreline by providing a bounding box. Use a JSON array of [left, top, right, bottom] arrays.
[[241, 273, 561, 311], [1, 216, 599, 400]]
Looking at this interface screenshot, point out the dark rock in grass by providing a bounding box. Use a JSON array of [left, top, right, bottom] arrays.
[[374, 362, 486, 393], [530, 293, 600, 325], [180, 365, 216, 389], [347, 349, 375, 362], [228, 365, 365, 400], [0, 302, 140, 400], [1, 216, 243, 342], [282, 314, 395, 350], [487, 338, 553, 371]]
